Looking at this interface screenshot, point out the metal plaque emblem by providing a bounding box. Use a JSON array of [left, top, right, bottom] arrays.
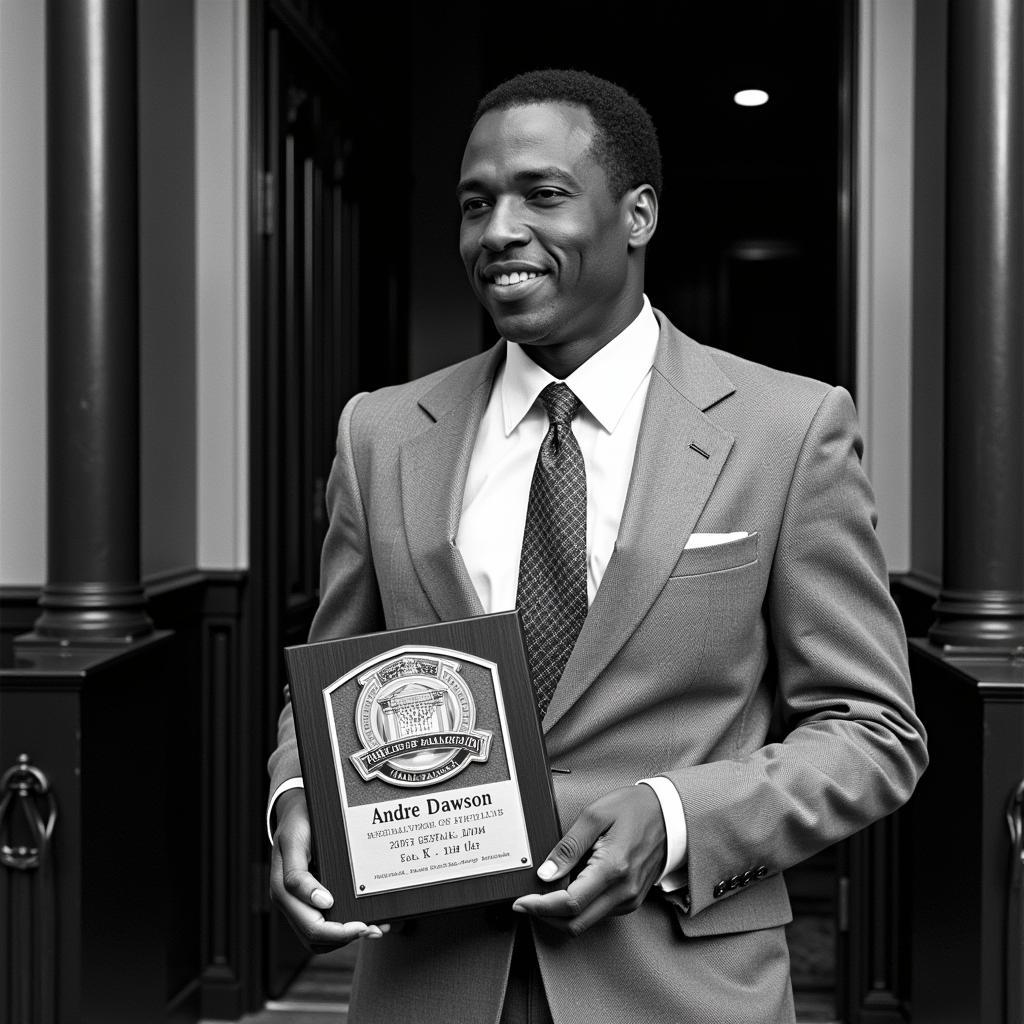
[[348, 649, 493, 787]]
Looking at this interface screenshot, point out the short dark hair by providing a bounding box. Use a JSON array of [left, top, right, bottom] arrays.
[[473, 69, 663, 200]]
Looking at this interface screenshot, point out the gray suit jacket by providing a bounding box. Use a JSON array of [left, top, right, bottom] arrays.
[[269, 312, 927, 1023]]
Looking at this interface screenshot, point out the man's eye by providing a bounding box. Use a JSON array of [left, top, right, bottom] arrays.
[[461, 198, 490, 214], [530, 188, 565, 202]]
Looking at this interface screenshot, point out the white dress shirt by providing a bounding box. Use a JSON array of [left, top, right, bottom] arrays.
[[269, 295, 688, 889], [456, 295, 687, 887]]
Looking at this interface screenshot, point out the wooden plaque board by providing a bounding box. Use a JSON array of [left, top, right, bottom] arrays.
[[285, 611, 561, 924]]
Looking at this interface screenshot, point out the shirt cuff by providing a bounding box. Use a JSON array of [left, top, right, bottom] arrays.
[[636, 776, 688, 893], [266, 777, 304, 844]]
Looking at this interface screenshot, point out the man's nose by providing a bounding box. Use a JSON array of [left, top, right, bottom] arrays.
[[480, 197, 530, 252]]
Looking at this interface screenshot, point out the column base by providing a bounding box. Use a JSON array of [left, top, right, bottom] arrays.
[[928, 586, 1024, 651], [26, 582, 154, 644]]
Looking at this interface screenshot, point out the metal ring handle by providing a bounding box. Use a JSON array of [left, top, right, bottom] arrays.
[[0, 753, 58, 871]]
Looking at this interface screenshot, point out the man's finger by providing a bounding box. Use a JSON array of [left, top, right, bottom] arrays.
[[269, 789, 382, 950], [513, 786, 667, 932], [513, 853, 612, 917], [535, 807, 608, 882], [515, 853, 647, 934], [271, 844, 381, 948], [277, 818, 336, 910], [532, 886, 629, 937], [293, 909, 380, 950], [281, 863, 334, 910]]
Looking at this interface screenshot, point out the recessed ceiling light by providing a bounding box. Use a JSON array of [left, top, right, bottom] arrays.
[[734, 89, 769, 107]]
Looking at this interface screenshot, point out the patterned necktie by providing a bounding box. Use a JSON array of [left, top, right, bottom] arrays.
[[516, 382, 588, 717]]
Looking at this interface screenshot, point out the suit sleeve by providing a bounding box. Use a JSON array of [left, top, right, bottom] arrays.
[[667, 385, 928, 918], [267, 392, 386, 799]]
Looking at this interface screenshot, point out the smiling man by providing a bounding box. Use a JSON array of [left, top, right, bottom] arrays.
[[268, 70, 927, 1023], [457, 99, 654, 378]]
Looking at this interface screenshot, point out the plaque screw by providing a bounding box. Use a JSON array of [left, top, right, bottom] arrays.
[[359, 885, 365, 891], [521, 858, 527, 864]]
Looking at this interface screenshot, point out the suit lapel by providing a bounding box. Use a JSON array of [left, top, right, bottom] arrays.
[[399, 345, 504, 623], [543, 314, 737, 732]]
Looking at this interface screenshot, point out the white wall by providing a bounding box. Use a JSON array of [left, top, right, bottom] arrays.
[[0, 0, 47, 586], [195, 0, 249, 571], [856, 0, 916, 572]]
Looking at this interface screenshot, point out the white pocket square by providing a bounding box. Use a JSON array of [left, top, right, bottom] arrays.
[[684, 532, 749, 549]]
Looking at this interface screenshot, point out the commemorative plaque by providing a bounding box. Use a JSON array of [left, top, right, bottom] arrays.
[[284, 611, 561, 924]]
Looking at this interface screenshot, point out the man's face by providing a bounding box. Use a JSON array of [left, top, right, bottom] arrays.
[[457, 102, 640, 358]]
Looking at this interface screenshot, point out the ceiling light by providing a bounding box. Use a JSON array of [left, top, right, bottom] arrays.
[[733, 89, 769, 107]]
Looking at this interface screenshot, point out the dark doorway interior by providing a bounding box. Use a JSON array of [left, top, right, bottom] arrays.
[[476, 0, 851, 391]]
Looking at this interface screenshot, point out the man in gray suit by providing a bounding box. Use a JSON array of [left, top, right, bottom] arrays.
[[268, 69, 927, 1022]]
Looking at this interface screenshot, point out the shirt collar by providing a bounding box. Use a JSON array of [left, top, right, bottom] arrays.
[[500, 295, 659, 436]]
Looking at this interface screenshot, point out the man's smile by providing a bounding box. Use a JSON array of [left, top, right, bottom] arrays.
[[491, 270, 541, 286], [480, 262, 550, 301]]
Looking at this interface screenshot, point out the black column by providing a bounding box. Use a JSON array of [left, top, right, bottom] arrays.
[[930, 0, 1024, 650], [31, 0, 151, 642]]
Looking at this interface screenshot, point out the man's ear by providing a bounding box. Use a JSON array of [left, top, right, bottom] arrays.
[[624, 184, 658, 250]]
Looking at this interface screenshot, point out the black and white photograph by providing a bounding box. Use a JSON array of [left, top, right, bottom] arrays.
[[0, 2, 1021, 1023]]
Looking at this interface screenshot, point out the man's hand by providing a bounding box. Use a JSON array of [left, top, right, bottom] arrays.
[[512, 785, 667, 936], [270, 788, 386, 950]]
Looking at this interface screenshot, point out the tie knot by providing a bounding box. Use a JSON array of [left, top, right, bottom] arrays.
[[539, 382, 581, 428]]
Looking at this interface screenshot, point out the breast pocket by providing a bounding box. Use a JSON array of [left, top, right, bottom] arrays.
[[669, 532, 759, 578]]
